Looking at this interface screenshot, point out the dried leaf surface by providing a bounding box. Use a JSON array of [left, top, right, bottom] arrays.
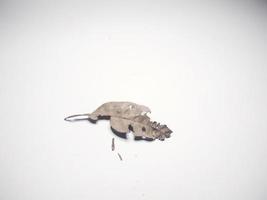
[[88, 102, 172, 141]]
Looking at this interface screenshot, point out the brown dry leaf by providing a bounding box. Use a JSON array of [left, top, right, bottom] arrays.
[[65, 102, 172, 141]]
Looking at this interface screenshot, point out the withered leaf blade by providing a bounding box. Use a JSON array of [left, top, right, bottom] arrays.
[[65, 102, 172, 141]]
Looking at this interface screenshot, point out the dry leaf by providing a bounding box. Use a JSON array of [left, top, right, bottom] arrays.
[[65, 102, 172, 141]]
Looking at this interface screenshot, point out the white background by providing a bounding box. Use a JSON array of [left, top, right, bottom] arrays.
[[0, 0, 267, 199]]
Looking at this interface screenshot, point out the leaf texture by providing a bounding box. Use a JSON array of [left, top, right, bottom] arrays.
[[88, 102, 172, 141]]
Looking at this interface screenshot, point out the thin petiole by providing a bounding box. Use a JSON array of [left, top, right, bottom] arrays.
[[64, 114, 89, 122]]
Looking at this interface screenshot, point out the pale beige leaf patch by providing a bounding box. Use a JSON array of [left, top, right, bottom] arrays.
[[65, 102, 172, 141]]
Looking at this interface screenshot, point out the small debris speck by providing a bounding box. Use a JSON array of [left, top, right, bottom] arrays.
[[111, 138, 115, 151], [117, 153, 123, 161]]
